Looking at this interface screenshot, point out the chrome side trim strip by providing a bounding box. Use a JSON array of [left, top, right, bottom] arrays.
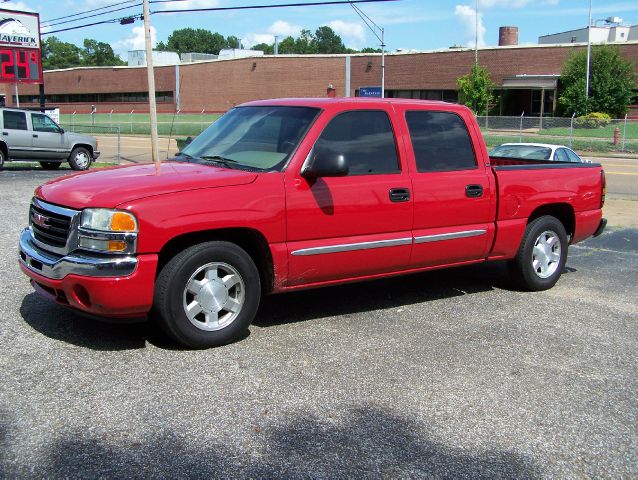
[[414, 229, 487, 244], [291, 237, 412, 256]]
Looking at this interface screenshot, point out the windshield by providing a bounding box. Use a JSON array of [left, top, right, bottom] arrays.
[[490, 145, 552, 160], [179, 106, 320, 171]]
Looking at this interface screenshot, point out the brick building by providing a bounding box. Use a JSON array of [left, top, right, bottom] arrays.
[[5, 41, 638, 117]]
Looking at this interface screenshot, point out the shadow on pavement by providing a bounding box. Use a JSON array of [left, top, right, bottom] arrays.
[[18, 262, 521, 351], [1, 407, 541, 478]]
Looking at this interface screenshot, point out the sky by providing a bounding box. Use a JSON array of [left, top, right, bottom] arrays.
[[2, 0, 638, 58]]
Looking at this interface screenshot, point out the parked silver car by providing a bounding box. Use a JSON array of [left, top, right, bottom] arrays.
[[0, 108, 100, 170]]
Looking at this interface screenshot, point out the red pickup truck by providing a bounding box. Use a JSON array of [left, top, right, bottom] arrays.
[[19, 98, 606, 348]]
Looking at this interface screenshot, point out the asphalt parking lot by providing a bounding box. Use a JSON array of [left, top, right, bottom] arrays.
[[1, 168, 637, 478]]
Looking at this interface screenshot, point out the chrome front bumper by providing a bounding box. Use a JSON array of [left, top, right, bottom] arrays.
[[19, 228, 137, 279]]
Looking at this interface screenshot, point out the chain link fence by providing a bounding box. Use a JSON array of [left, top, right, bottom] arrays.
[[61, 123, 121, 164], [477, 115, 638, 154]]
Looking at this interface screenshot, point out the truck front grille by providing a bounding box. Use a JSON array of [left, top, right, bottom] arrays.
[[29, 199, 78, 253]]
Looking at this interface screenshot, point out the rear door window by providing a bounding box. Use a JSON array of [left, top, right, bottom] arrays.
[[3, 110, 27, 130], [405, 111, 477, 172], [554, 148, 570, 162], [313, 110, 400, 175]]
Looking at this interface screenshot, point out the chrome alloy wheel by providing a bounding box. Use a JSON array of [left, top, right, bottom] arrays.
[[74, 150, 91, 169], [182, 262, 245, 331], [532, 230, 561, 279]]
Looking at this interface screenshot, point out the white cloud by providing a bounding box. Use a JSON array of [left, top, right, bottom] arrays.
[[328, 20, 366, 48], [268, 20, 302, 37], [0, 1, 35, 12], [242, 20, 302, 48], [113, 25, 156, 57], [157, 0, 220, 12], [478, 0, 558, 7], [455, 5, 486, 48]]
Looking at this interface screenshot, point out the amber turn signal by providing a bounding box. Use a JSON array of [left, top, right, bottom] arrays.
[[110, 212, 137, 231]]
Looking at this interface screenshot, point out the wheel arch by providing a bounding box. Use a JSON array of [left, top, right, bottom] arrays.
[[527, 203, 575, 239], [71, 143, 94, 156], [156, 228, 275, 294]]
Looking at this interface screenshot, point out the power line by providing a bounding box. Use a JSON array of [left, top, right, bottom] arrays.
[[41, 0, 399, 36], [43, 15, 143, 35], [41, 0, 140, 24], [42, 3, 142, 28], [152, 0, 399, 15]]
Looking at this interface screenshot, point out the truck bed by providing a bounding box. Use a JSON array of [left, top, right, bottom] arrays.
[[486, 156, 604, 260]]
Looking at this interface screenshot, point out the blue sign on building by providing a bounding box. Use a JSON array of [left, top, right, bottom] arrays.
[[358, 86, 382, 98]]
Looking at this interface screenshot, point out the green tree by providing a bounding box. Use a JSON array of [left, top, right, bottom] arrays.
[[82, 39, 125, 66], [313, 26, 346, 53], [163, 28, 227, 55], [294, 29, 316, 54], [276, 36, 296, 54], [252, 42, 274, 54], [456, 64, 495, 115], [558, 45, 636, 117], [42, 36, 83, 70]]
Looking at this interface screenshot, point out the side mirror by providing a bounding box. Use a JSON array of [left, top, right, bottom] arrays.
[[301, 150, 348, 178], [58, 128, 64, 134]]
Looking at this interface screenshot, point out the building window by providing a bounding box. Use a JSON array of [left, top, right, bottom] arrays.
[[17, 91, 175, 104]]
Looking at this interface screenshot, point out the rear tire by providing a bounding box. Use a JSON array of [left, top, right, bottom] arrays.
[[68, 147, 92, 170], [153, 241, 261, 348], [509, 215, 568, 291], [0, 148, 5, 169], [40, 161, 61, 170]]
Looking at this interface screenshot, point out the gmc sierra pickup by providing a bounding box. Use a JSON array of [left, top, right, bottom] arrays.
[[18, 98, 606, 348]]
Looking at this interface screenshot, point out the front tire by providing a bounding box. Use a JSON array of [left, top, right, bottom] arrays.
[[68, 147, 92, 170], [153, 241, 261, 348], [40, 161, 61, 170], [509, 215, 568, 291], [0, 148, 5, 169]]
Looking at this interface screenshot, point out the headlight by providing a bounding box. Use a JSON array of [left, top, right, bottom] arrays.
[[81, 209, 138, 232], [79, 209, 138, 254]]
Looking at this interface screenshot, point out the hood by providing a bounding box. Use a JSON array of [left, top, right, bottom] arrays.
[[36, 161, 258, 209], [66, 131, 96, 144]]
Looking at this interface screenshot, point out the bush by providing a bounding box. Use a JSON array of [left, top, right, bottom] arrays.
[[575, 112, 612, 129]]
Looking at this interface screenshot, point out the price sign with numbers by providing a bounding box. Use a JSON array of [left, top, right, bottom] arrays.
[[0, 9, 42, 84]]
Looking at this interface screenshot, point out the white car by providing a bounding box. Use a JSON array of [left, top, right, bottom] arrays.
[[490, 143, 590, 163]]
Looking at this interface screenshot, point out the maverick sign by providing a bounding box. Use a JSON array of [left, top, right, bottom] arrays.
[[0, 8, 42, 84]]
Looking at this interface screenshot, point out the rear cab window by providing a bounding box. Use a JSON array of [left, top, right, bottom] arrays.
[[405, 110, 477, 172], [312, 110, 400, 175]]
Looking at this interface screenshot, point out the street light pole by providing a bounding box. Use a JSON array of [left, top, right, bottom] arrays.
[[585, 0, 591, 113], [143, 0, 159, 166], [350, 2, 385, 98]]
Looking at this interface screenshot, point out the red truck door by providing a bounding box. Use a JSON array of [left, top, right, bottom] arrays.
[[285, 107, 413, 286], [398, 107, 494, 267]]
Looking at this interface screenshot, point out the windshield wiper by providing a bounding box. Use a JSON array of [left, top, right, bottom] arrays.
[[199, 155, 239, 169]]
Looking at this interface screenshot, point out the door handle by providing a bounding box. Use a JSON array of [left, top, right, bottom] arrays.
[[2, 132, 7, 136], [33, 134, 38, 138], [389, 188, 410, 202], [465, 184, 483, 198]]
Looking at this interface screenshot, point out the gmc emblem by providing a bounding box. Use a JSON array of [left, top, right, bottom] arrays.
[[32, 213, 48, 227]]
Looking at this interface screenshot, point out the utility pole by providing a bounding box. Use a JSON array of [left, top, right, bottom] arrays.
[[143, 0, 159, 166], [585, 0, 591, 113], [474, 0, 479, 69], [350, 2, 385, 98]]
